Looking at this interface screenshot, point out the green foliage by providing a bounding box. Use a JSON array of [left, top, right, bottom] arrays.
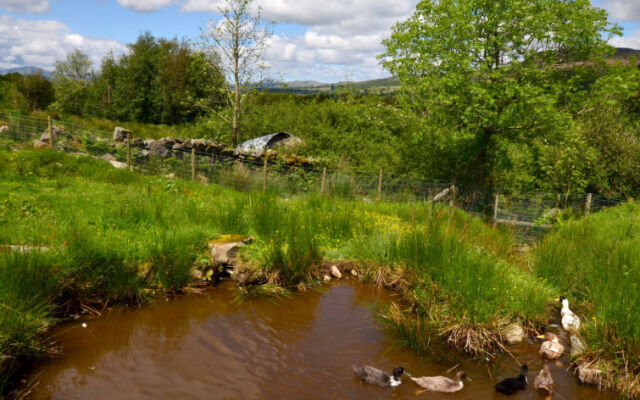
[[382, 0, 621, 191]]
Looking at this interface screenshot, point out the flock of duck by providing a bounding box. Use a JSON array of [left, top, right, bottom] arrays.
[[353, 297, 581, 397]]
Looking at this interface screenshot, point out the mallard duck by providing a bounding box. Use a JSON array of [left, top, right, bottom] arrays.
[[534, 362, 554, 396], [495, 364, 528, 395], [537, 332, 565, 360], [411, 371, 469, 393], [352, 365, 409, 387], [559, 296, 580, 332]]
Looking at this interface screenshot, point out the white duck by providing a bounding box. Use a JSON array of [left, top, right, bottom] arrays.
[[559, 296, 580, 332]]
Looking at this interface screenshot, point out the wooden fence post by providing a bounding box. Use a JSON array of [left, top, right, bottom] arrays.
[[377, 169, 383, 201], [493, 194, 500, 223], [585, 193, 593, 214], [263, 156, 268, 193], [191, 148, 196, 181], [448, 184, 457, 208], [126, 132, 131, 168], [48, 116, 53, 150], [320, 167, 327, 194]]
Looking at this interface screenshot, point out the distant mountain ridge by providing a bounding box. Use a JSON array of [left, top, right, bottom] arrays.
[[0, 66, 52, 78]]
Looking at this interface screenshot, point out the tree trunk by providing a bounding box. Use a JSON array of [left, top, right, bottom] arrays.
[[232, 77, 240, 147]]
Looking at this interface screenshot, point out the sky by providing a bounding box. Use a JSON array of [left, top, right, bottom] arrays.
[[1, 0, 640, 82]]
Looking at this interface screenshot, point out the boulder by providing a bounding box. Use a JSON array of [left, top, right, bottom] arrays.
[[33, 139, 49, 149], [113, 127, 131, 142], [503, 323, 525, 345], [0, 125, 8, 134], [350, 269, 358, 277], [109, 160, 128, 169], [330, 265, 342, 279], [147, 140, 171, 158], [133, 138, 144, 148], [193, 139, 207, 151], [209, 235, 253, 266], [39, 132, 51, 142], [101, 154, 116, 162], [577, 364, 602, 386]]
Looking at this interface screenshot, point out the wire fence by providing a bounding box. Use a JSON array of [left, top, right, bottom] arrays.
[[0, 112, 624, 242]]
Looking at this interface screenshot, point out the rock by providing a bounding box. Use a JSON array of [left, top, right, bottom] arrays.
[[209, 236, 253, 266], [0, 125, 8, 134], [109, 160, 128, 169], [503, 323, 525, 344], [33, 139, 49, 149], [147, 140, 171, 158], [113, 127, 131, 142], [330, 265, 342, 279], [350, 269, 358, 277], [133, 138, 144, 148], [570, 335, 586, 357], [197, 175, 210, 184], [193, 139, 207, 151], [39, 132, 51, 142], [101, 154, 116, 162], [577, 364, 602, 386], [323, 274, 332, 282]]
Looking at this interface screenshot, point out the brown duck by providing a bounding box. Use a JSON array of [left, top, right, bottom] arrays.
[[534, 362, 554, 396], [537, 332, 565, 360], [411, 371, 469, 393]]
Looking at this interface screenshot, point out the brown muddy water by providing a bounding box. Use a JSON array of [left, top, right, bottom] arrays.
[[21, 281, 617, 400]]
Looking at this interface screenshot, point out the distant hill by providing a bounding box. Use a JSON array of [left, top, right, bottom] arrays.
[[613, 48, 640, 58], [0, 66, 52, 78], [262, 76, 400, 95]]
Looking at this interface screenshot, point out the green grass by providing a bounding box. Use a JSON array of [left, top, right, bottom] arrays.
[[0, 146, 558, 394], [533, 202, 640, 372]]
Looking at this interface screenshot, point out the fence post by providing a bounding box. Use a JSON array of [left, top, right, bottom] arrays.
[[493, 193, 500, 223], [48, 116, 53, 150], [585, 193, 593, 214], [448, 184, 457, 208], [377, 169, 383, 201], [263, 156, 268, 193], [320, 167, 327, 194], [126, 131, 131, 168], [191, 148, 196, 181]]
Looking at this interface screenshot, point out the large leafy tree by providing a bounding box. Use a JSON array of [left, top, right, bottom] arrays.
[[381, 0, 621, 191]]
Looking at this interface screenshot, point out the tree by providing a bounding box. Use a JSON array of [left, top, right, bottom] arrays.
[[381, 0, 621, 191], [15, 73, 55, 112], [201, 0, 274, 146], [51, 49, 94, 115]]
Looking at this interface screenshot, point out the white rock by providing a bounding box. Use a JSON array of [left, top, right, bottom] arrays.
[[570, 335, 586, 357], [503, 323, 525, 344], [577, 364, 602, 386], [323, 274, 331, 282], [350, 269, 358, 277], [109, 160, 128, 169], [81, 323, 87, 328], [330, 265, 342, 279]]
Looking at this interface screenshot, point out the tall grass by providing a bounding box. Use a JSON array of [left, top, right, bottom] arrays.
[[533, 202, 640, 368]]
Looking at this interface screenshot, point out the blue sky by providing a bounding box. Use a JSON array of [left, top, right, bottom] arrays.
[[1, 0, 639, 82]]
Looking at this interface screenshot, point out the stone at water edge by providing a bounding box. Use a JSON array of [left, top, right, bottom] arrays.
[[503, 323, 525, 344], [209, 236, 253, 266], [350, 269, 358, 277], [330, 265, 342, 279], [577, 364, 602, 386], [570, 335, 586, 357], [323, 274, 332, 282]]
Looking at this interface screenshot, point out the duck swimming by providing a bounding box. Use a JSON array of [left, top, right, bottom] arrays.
[[411, 371, 469, 393], [495, 364, 528, 395], [559, 296, 580, 332], [534, 362, 554, 396], [352, 365, 408, 387], [538, 332, 565, 360]]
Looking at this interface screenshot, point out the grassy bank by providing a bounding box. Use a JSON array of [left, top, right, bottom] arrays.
[[533, 203, 640, 396], [0, 145, 563, 395]]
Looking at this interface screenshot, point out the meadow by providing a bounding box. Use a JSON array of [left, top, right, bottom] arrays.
[[0, 144, 638, 396]]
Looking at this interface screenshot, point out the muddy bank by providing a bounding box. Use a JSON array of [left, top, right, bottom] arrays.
[[18, 281, 616, 400]]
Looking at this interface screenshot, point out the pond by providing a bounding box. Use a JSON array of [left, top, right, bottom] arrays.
[[21, 281, 616, 400]]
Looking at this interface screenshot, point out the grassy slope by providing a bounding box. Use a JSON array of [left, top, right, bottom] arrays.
[[0, 145, 554, 394], [533, 203, 640, 395]]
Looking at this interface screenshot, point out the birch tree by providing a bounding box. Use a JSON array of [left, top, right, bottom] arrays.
[[201, 0, 273, 146]]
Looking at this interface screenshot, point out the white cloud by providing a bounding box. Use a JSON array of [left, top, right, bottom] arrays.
[[117, 0, 174, 13], [0, 15, 128, 70], [601, 0, 640, 22], [0, 0, 50, 13], [114, 0, 418, 80], [610, 29, 640, 49]]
